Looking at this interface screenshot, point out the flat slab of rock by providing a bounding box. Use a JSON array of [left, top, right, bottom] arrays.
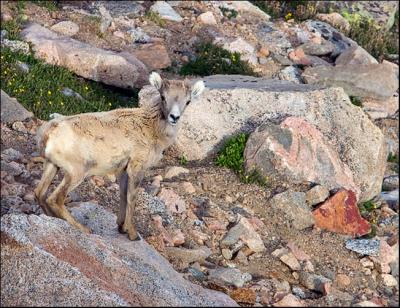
[[1, 90, 33, 124], [313, 190, 371, 237], [139, 75, 386, 202], [21, 23, 148, 89], [0, 204, 237, 307], [345, 239, 380, 256], [302, 63, 398, 100]]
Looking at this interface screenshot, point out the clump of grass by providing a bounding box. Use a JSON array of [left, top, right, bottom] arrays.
[[350, 96, 362, 107], [216, 133, 268, 186], [179, 155, 188, 166], [250, 1, 281, 19], [219, 6, 238, 19], [35, 1, 59, 11], [387, 152, 399, 163], [250, 0, 319, 21], [1, 1, 29, 41], [342, 11, 399, 60], [145, 10, 166, 27], [358, 199, 379, 239], [0, 47, 138, 120], [180, 42, 258, 77]]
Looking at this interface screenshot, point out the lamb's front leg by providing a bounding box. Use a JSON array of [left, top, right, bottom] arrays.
[[123, 162, 145, 241]]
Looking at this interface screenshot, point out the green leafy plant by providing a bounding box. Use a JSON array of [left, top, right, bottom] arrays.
[[219, 6, 238, 19], [0, 47, 138, 120], [145, 10, 166, 27], [216, 133, 249, 173], [387, 152, 399, 163], [179, 155, 188, 166], [216, 133, 268, 186], [180, 42, 258, 77], [358, 199, 379, 239], [342, 11, 399, 60], [350, 96, 362, 107]]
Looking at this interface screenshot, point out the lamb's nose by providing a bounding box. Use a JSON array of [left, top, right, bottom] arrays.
[[169, 114, 180, 121]]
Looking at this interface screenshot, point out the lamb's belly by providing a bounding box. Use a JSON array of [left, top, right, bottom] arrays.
[[87, 155, 129, 176]]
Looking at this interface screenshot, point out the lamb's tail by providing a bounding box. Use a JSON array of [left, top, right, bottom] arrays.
[[36, 114, 64, 158]]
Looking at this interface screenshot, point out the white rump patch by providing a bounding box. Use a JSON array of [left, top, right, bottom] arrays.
[[149, 72, 163, 90], [191, 80, 205, 97]]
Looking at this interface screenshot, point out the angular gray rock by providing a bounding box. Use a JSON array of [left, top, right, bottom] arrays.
[[21, 23, 148, 89], [208, 267, 252, 288], [150, 1, 183, 22], [139, 75, 386, 202], [268, 190, 314, 230], [1, 90, 33, 124], [304, 20, 357, 57], [0, 204, 237, 307], [306, 185, 330, 206], [50, 21, 80, 36], [220, 215, 265, 253], [302, 63, 398, 100], [335, 45, 378, 66], [299, 40, 335, 56]]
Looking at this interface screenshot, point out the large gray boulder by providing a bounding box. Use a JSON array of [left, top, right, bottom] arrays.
[[0, 203, 237, 307], [302, 63, 398, 100], [139, 75, 386, 201], [21, 23, 148, 89], [244, 117, 360, 197], [1, 90, 33, 123]]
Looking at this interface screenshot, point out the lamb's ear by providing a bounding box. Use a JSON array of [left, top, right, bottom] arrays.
[[191, 80, 205, 98], [149, 72, 163, 90]]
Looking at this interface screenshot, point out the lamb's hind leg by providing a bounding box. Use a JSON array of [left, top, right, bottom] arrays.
[[117, 171, 128, 234], [47, 171, 90, 234], [34, 160, 58, 216]]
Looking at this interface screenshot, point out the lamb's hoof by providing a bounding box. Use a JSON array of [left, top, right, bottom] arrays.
[[78, 224, 91, 234], [118, 224, 126, 234], [127, 229, 141, 241]]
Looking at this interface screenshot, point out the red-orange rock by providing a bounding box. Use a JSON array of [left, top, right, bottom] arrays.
[[229, 288, 256, 304], [313, 189, 371, 237]]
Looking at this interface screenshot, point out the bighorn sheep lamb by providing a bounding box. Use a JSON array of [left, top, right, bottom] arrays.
[[34, 72, 205, 240]]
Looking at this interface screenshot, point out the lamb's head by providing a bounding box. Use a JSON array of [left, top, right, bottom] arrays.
[[149, 72, 205, 126]]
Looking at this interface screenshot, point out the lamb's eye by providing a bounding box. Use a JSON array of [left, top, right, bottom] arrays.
[[186, 100, 191, 106], [160, 94, 166, 102]]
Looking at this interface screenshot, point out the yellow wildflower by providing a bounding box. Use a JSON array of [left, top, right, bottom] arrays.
[[48, 90, 51, 95], [49, 101, 52, 105], [85, 86, 89, 91]]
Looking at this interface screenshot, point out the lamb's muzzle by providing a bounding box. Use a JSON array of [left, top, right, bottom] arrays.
[[34, 72, 205, 240]]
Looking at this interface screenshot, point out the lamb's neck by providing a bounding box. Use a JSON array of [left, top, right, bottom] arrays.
[[155, 118, 179, 149], [143, 103, 179, 150]]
